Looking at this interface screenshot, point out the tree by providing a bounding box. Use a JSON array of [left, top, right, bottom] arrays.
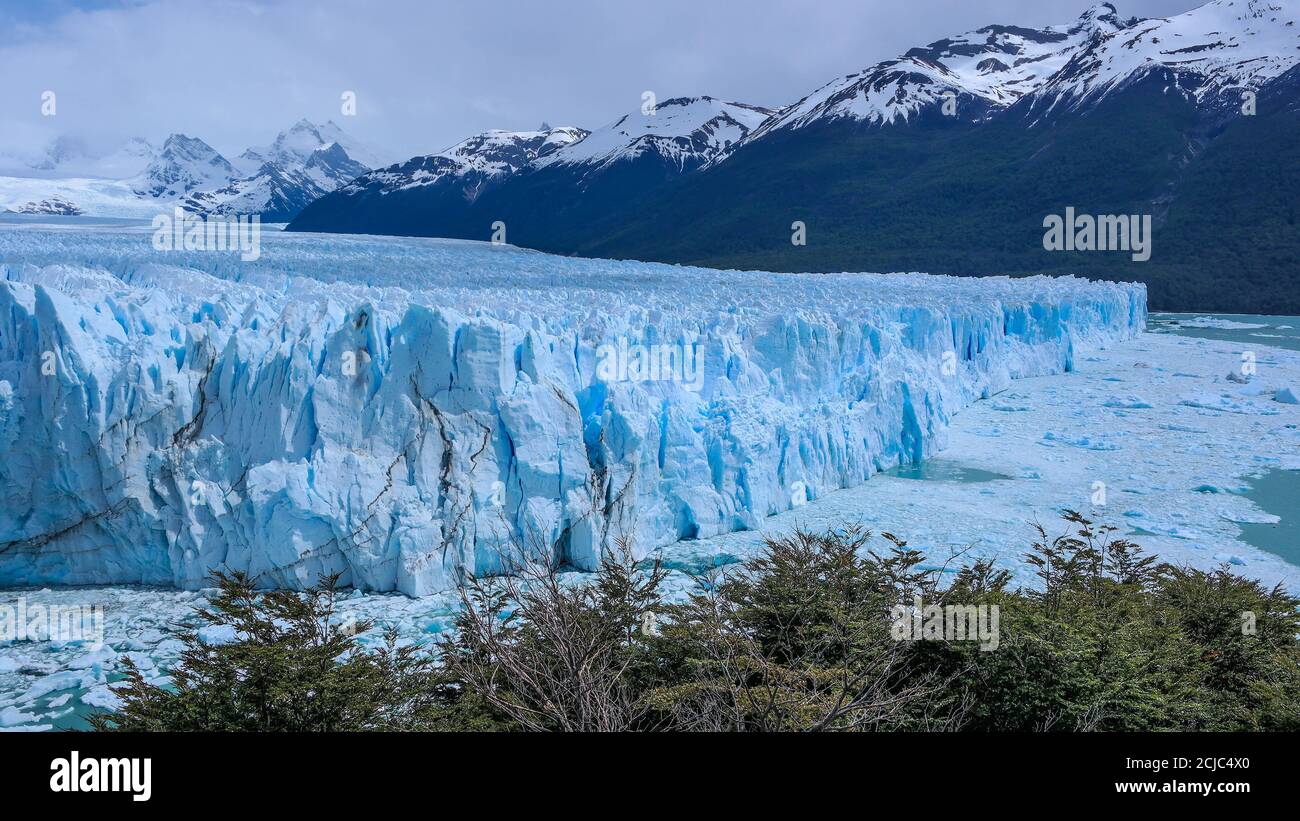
[[443, 539, 668, 731], [91, 570, 485, 731]]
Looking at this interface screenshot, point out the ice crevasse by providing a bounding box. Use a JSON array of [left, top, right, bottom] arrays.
[[0, 229, 1146, 594]]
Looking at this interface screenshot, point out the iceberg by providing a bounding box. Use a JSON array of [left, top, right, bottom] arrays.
[[0, 225, 1145, 594]]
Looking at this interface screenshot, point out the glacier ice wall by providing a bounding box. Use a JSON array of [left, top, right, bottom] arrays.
[[0, 227, 1146, 593]]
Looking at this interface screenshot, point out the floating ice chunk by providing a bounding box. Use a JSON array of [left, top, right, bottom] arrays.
[[1103, 395, 1153, 409], [20, 670, 95, 702], [1179, 317, 1267, 330], [1275, 387, 1298, 405], [0, 705, 38, 727], [120, 651, 155, 670], [81, 684, 124, 711], [1180, 394, 1281, 415], [66, 645, 118, 671], [1041, 431, 1122, 451], [197, 625, 239, 646]]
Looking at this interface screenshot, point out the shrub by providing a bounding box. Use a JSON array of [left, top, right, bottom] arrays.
[[96, 514, 1300, 732], [91, 570, 494, 731]]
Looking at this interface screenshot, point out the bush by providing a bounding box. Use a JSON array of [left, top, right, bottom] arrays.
[[96, 514, 1300, 732], [443, 541, 667, 731], [91, 571, 498, 731]]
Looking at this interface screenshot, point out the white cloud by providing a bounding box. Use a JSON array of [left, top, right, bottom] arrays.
[[0, 0, 1204, 165]]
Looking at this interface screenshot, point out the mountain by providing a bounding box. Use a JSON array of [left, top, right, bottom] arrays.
[[132, 134, 236, 198], [287, 125, 587, 236], [581, 1, 1300, 313], [288, 98, 773, 240], [732, 2, 1130, 146], [539, 96, 773, 174], [233, 118, 383, 174], [1023, 0, 1300, 121], [290, 1, 1300, 313], [0, 120, 379, 220], [12, 196, 83, 216], [179, 120, 379, 221]]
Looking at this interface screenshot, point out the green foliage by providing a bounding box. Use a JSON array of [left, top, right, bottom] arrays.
[[895, 511, 1300, 731], [443, 544, 669, 731], [97, 514, 1300, 732], [91, 570, 500, 731], [642, 527, 964, 730], [643, 512, 1300, 731]]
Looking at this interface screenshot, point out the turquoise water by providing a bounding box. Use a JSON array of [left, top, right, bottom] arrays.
[[30, 675, 126, 731], [1148, 313, 1300, 352], [1235, 469, 1300, 568], [1149, 313, 1298, 566], [883, 459, 1011, 483]]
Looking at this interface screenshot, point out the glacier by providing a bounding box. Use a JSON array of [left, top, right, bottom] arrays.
[[0, 222, 1145, 594]]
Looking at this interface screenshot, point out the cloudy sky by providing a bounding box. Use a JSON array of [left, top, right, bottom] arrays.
[[0, 0, 1202, 165]]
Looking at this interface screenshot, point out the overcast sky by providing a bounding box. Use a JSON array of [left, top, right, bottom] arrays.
[[0, 0, 1203, 164]]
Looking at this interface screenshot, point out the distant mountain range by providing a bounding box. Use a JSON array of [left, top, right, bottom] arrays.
[[289, 98, 774, 241], [288, 1, 1300, 313], [0, 119, 381, 221]]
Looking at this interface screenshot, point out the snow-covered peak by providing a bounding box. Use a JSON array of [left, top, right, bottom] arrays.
[[104, 137, 158, 175], [133, 134, 235, 198], [743, 7, 1132, 139], [12, 196, 83, 215], [236, 119, 382, 176], [1028, 0, 1300, 113], [347, 126, 589, 197], [538, 96, 775, 173], [1074, 2, 1128, 32], [176, 119, 381, 219]]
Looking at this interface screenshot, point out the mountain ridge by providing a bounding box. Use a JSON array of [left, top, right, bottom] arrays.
[[287, 0, 1300, 312], [0, 120, 381, 221]]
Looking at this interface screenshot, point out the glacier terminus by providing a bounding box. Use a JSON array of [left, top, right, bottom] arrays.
[[0, 222, 1145, 594]]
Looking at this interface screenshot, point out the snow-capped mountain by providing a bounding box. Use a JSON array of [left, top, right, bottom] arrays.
[[288, 99, 774, 236], [290, 1, 1300, 253], [11, 196, 83, 216], [568, 1, 1300, 313], [337, 125, 587, 203], [738, 3, 1131, 146], [0, 120, 379, 220], [300, 97, 769, 219], [287, 124, 593, 235], [181, 121, 378, 221], [181, 142, 369, 222], [133, 134, 237, 199], [233, 119, 384, 176], [539, 97, 775, 177], [1023, 0, 1300, 118]]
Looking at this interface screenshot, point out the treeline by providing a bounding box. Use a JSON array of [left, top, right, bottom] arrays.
[[93, 513, 1300, 732]]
